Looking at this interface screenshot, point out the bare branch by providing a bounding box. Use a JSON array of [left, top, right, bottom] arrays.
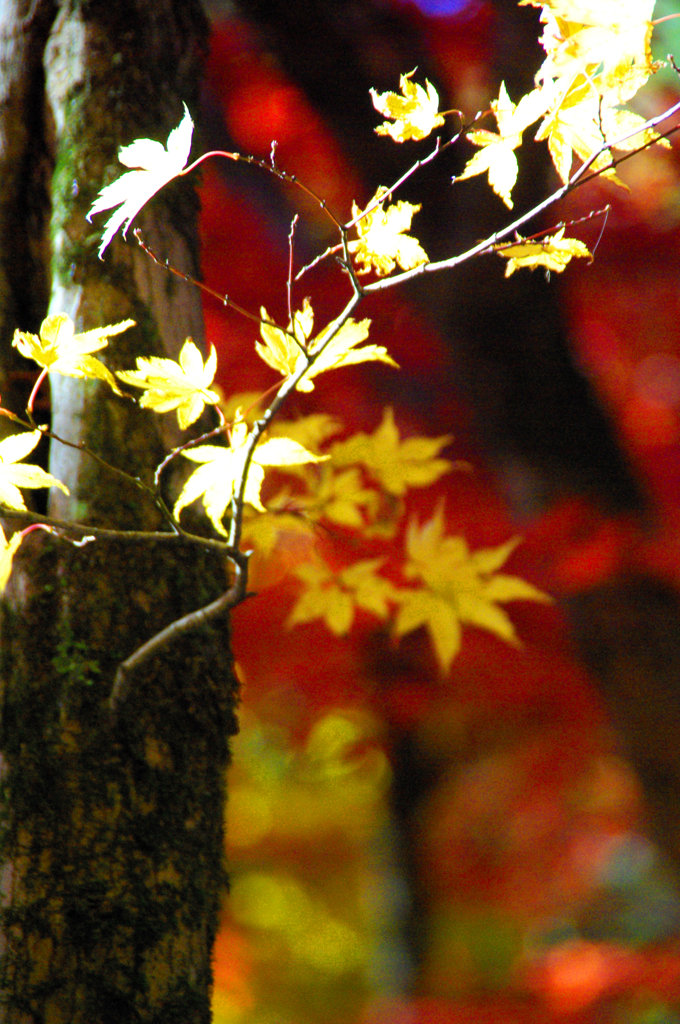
[[108, 548, 251, 716]]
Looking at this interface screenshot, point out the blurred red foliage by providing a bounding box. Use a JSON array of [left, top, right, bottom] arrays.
[[200, 6, 680, 1023]]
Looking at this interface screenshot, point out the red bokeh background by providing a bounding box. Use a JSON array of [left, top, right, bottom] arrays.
[[196, 3, 680, 1021]]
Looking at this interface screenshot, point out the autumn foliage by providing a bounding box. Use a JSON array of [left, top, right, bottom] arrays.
[[3, 0, 680, 1021]]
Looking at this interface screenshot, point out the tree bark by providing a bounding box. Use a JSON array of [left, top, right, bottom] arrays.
[[0, 2, 238, 1022]]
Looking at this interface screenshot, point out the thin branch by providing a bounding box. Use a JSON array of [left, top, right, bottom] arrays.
[[343, 122, 468, 234], [294, 242, 343, 281], [134, 230, 265, 327], [287, 214, 299, 323], [135, 229, 310, 352], [0, 506, 236, 554], [490, 204, 611, 252], [361, 95, 680, 293], [152, 413, 228, 490], [228, 288, 363, 552], [108, 548, 251, 716]]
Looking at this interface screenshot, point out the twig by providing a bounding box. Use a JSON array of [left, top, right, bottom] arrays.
[[134, 230, 265, 327], [361, 95, 680, 293], [287, 214, 299, 323], [108, 548, 251, 716], [0, 506, 236, 554], [135, 229, 309, 352]]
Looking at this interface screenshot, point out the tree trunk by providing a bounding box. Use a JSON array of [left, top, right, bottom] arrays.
[[0, 2, 239, 1021]]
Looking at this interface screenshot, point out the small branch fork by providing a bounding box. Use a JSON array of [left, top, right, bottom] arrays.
[[28, 82, 680, 717]]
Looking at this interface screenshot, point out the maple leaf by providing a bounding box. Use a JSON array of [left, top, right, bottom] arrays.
[[303, 465, 379, 529], [116, 338, 219, 429], [240, 504, 316, 561], [348, 188, 429, 275], [173, 412, 328, 536], [87, 103, 193, 258], [0, 430, 68, 512], [495, 227, 592, 276], [0, 523, 23, 594], [535, 77, 668, 185], [534, 83, 613, 183], [370, 70, 446, 142], [287, 558, 395, 635], [255, 300, 314, 383], [13, 313, 134, 395], [256, 299, 397, 390], [456, 84, 550, 208], [330, 407, 453, 497], [394, 504, 550, 672], [601, 105, 671, 154]]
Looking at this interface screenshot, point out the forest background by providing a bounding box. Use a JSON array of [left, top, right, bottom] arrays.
[[3, 0, 680, 1022], [190, 2, 680, 1024]]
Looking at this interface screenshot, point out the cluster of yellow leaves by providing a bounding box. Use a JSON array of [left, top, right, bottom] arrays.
[[239, 405, 454, 556], [368, 2, 668, 275], [226, 705, 388, 999], [221, 403, 548, 674], [459, 0, 668, 207], [286, 502, 550, 673], [12, 66, 562, 672]]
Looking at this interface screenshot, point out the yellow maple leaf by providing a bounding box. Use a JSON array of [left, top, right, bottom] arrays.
[[330, 407, 453, 497], [116, 338, 219, 429], [534, 83, 612, 183], [240, 504, 316, 561], [536, 83, 668, 185], [287, 558, 395, 635], [495, 227, 592, 276], [394, 504, 550, 672], [0, 523, 23, 594], [370, 70, 446, 142], [255, 300, 314, 382], [601, 105, 671, 154], [87, 103, 194, 258], [456, 84, 550, 208], [303, 465, 379, 529], [256, 299, 397, 390], [13, 313, 134, 395], [173, 412, 328, 536], [348, 187, 429, 275], [0, 430, 68, 511]]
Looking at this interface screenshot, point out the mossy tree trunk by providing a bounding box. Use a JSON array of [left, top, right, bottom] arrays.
[[0, 2, 239, 1021]]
